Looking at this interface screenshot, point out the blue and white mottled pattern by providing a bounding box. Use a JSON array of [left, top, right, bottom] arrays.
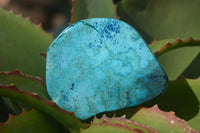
[[46, 18, 168, 120]]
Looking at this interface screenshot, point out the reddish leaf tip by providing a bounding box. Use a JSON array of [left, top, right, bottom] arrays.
[[176, 38, 182, 42], [93, 115, 97, 120], [69, 0, 76, 25], [40, 53, 47, 58], [0, 70, 45, 85], [165, 42, 171, 46], [49, 32, 54, 37], [113, 0, 120, 19], [37, 23, 42, 27], [187, 37, 194, 41], [113, 113, 116, 117], [154, 37, 200, 56]]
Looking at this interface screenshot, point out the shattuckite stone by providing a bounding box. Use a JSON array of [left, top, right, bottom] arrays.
[[46, 18, 168, 120]]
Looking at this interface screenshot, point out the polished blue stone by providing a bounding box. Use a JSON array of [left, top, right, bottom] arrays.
[[46, 18, 168, 120]]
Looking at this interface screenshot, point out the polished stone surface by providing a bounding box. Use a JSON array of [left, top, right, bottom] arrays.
[[46, 18, 168, 120]]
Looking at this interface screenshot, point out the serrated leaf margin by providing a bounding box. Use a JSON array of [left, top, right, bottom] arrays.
[[0, 85, 89, 133]]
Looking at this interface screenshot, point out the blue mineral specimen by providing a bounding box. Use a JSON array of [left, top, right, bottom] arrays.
[[46, 18, 168, 120]]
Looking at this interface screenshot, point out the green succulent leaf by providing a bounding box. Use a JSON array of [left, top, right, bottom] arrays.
[[0, 8, 54, 80], [0, 109, 57, 133], [149, 38, 200, 80], [150, 38, 200, 56], [130, 105, 198, 133], [117, 0, 200, 44], [0, 70, 50, 99], [144, 78, 200, 131], [157, 46, 200, 80], [0, 70, 51, 114], [81, 115, 158, 133], [0, 85, 89, 133], [149, 39, 175, 53], [70, 0, 117, 24]]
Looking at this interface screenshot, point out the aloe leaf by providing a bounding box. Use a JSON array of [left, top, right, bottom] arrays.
[[0, 85, 89, 133], [0, 70, 50, 99], [0, 70, 51, 114], [144, 78, 200, 131], [0, 8, 54, 80], [0, 108, 69, 133], [70, 0, 117, 24], [150, 38, 200, 56], [0, 109, 56, 133], [130, 105, 198, 133], [149, 39, 175, 53], [81, 115, 158, 133], [117, 0, 200, 44], [149, 38, 200, 80]]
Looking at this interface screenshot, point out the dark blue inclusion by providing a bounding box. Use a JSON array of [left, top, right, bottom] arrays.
[[131, 36, 135, 40], [107, 24, 114, 31], [62, 95, 69, 102], [107, 21, 120, 33], [139, 42, 144, 50], [70, 83, 75, 90], [87, 43, 93, 48], [97, 45, 102, 48], [104, 21, 120, 39]]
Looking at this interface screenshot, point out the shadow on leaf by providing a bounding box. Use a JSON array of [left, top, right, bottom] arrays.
[[144, 78, 199, 121], [183, 53, 200, 79]]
